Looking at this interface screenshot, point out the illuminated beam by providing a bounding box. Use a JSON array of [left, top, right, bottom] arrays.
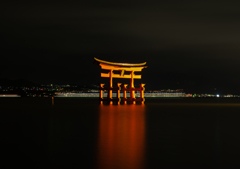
[[99, 63, 145, 72], [101, 73, 141, 79]]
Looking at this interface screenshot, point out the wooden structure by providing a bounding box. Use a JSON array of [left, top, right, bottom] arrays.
[[94, 57, 147, 104]]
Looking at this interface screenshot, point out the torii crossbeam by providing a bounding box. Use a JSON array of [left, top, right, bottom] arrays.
[[94, 57, 147, 104]]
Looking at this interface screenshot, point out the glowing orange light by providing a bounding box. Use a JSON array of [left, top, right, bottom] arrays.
[[97, 104, 146, 169]]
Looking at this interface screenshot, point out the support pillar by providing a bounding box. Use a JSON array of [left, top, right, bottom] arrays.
[[140, 83, 145, 104], [123, 84, 128, 104], [100, 84, 105, 104], [130, 71, 135, 104], [108, 69, 113, 101], [117, 83, 121, 104]]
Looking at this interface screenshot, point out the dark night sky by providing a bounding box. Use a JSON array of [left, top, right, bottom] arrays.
[[1, 1, 240, 93]]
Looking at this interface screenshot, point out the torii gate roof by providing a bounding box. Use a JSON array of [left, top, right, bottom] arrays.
[[94, 57, 147, 67]]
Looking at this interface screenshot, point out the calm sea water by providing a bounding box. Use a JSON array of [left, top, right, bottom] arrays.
[[2, 98, 240, 169]]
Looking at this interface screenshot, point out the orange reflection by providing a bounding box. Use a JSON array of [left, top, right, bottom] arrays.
[[97, 104, 146, 169]]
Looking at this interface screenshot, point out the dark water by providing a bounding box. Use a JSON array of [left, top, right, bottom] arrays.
[[2, 98, 240, 169]]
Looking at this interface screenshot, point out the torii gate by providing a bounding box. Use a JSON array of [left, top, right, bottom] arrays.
[[94, 57, 147, 104]]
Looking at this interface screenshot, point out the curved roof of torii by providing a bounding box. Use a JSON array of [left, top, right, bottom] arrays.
[[94, 57, 147, 67]]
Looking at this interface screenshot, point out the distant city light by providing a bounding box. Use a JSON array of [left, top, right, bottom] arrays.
[[0, 83, 239, 98]]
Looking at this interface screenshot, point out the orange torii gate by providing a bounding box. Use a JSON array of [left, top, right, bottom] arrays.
[[94, 57, 147, 104]]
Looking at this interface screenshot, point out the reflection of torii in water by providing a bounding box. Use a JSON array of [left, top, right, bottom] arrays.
[[94, 57, 147, 104]]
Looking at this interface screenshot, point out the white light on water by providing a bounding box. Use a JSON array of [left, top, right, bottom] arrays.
[[216, 94, 220, 97], [0, 94, 20, 97]]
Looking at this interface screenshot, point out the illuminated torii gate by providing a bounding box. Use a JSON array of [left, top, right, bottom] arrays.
[[94, 57, 147, 104]]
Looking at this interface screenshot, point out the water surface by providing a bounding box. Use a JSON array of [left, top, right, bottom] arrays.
[[2, 98, 240, 168]]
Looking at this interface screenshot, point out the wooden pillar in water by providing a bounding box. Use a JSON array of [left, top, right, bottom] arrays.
[[130, 71, 135, 104], [108, 69, 113, 101], [100, 84, 104, 104], [117, 83, 121, 104], [123, 84, 128, 104], [140, 83, 145, 104]]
